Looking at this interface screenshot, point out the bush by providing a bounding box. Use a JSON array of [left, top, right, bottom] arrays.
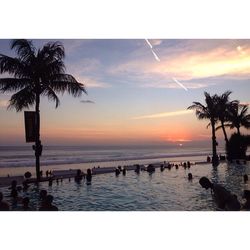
[[226, 133, 250, 160]]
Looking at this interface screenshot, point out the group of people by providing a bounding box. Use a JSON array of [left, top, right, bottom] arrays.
[[74, 168, 92, 185], [0, 179, 59, 211], [199, 176, 250, 211], [38, 190, 58, 211]]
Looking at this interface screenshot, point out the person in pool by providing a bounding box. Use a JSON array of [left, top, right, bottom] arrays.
[[242, 190, 250, 210], [22, 197, 32, 211], [86, 169, 92, 184], [199, 177, 240, 211], [39, 195, 58, 211], [0, 192, 10, 211]]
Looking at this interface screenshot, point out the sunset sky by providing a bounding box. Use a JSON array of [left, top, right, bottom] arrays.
[[0, 39, 250, 146]]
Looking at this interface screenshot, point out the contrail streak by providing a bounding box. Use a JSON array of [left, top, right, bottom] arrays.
[[151, 50, 161, 62], [172, 77, 188, 91], [145, 39, 160, 62], [145, 39, 153, 49], [131, 109, 193, 120]]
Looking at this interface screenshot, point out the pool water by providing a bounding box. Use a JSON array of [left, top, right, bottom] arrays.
[[1, 162, 250, 211]]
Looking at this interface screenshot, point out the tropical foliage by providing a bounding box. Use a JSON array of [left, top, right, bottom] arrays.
[[226, 133, 250, 160], [188, 92, 219, 166], [0, 39, 87, 180], [188, 91, 250, 162]]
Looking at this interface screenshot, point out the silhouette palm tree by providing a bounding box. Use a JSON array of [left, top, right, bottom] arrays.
[[188, 92, 219, 166], [214, 91, 239, 147], [226, 104, 250, 135], [0, 39, 87, 181]]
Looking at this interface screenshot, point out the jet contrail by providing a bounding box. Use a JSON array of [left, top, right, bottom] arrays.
[[172, 77, 188, 91], [145, 39, 160, 62], [151, 50, 160, 62], [131, 109, 193, 120], [145, 39, 153, 49], [145, 41, 188, 91]]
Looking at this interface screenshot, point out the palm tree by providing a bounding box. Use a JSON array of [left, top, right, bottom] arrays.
[[227, 104, 250, 135], [215, 91, 239, 147], [188, 92, 219, 166], [0, 39, 87, 181]]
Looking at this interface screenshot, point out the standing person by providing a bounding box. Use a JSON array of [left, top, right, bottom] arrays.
[[199, 177, 240, 211], [0, 192, 10, 211], [122, 168, 126, 176], [86, 169, 92, 184]]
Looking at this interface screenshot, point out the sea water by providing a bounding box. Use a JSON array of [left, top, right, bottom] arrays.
[[0, 145, 224, 176]]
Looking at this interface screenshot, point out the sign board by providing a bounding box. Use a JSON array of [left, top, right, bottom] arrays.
[[24, 111, 36, 142]]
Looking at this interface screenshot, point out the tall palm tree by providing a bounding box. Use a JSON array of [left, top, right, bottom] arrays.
[[188, 92, 219, 166], [215, 91, 239, 147], [227, 104, 250, 135], [0, 39, 87, 181]]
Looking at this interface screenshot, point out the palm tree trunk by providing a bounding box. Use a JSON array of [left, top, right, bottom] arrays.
[[35, 90, 41, 181], [237, 126, 240, 135], [211, 120, 218, 167], [221, 121, 229, 146]]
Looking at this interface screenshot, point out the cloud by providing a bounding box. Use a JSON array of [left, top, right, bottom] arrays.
[[80, 100, 95, 104], [240, 102, 250, 106], [0, 100, 8, 107], [131, 109, 193, 120], [150, 39, 163, 46], [67, 58, 101, 74], [139, 80, 211, 89], [109, 40, 250, 89], [77, 77, 111, 88]]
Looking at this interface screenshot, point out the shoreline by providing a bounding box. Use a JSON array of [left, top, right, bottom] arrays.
[[0, 151, 213, 169]]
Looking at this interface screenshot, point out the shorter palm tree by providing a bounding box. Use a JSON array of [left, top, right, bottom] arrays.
[[214, 91, 239, 147], [227, 104, 250, 135], [188, 92, 219, 167]]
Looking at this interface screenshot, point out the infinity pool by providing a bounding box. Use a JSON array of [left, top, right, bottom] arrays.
[[1, 162, 250, 211]]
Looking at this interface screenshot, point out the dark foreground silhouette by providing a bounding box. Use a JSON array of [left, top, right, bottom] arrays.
[[199, 177, 241, 211]]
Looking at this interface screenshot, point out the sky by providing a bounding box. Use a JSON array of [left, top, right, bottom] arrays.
[[0, 39, 250, 147]]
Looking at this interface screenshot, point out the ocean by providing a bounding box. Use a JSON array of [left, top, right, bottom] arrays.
[[0, 145, 224, 177]]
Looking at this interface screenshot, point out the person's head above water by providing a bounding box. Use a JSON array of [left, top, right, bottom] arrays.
[[11, 180, 17, 188], [40, 189, 47, 199], [199, 177, 213, 189], [243, 190, 250, 200], [46, 195, 54, 205]]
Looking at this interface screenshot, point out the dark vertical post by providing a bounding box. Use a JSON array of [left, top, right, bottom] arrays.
[[35, 90, 41, 181], [211, 120, 219, 167]]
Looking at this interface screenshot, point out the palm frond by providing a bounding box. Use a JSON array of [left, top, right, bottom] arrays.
[[49, 74, 87, 97], [7, 87, 35, 112], [0, 55, 25, 76], [11, 39, 35, 62], [0, 78, 32, 92], [41, 87, 60, 108], [38, 41, 65, 62]]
